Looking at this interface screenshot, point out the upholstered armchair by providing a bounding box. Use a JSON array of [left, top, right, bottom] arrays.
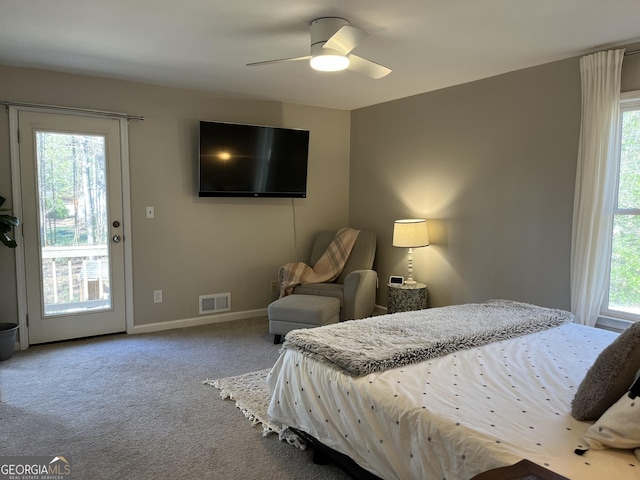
[[280, 230, 377, 321]]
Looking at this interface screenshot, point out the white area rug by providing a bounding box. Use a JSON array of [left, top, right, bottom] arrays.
[[203, 369, 303, 448]]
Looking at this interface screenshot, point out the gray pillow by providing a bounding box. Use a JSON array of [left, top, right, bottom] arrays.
[[571, 322, 640, 421]]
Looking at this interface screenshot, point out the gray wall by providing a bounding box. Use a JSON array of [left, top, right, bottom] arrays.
[[351, 47, 640, 311], [3, 45, 640, 333], [350, 58, 582, 309], [0, 66, 351, 329], [621, 42, 640, 92]]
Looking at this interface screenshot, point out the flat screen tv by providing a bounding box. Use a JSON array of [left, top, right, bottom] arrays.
[[198, 121, 310, 198]]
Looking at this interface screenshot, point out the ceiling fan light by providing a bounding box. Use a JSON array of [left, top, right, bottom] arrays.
[[310, 52, 350, 72]]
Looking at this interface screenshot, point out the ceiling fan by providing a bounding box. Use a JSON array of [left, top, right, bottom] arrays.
[[247, 17, 392, 79]]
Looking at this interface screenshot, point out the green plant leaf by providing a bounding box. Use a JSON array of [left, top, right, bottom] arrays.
[[0, 232, 17, 248], [0, 197, 19, 248], [0, 214, 19, 227]]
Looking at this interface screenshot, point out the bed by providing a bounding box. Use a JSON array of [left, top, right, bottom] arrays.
[[266, 300, 640, 479]]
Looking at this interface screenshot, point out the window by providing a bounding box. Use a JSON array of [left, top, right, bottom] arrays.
[[603, 92, 640, 321]]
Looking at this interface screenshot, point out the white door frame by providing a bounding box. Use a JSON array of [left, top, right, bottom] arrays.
[[9, 105, 135, 349]]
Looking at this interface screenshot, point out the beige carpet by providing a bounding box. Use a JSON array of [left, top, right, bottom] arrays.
[[0, 317, 351, 480]]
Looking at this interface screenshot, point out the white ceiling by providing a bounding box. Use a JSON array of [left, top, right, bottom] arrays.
[[1, 0, 639, 110]]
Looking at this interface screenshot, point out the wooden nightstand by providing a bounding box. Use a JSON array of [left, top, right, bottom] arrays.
[[470, 459, 568, 480], [387, 281, 428, 314]]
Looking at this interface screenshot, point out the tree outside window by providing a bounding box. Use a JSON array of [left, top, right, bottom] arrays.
[[606, 100, 640, 318]]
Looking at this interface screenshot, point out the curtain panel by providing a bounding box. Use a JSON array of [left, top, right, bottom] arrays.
[[570, 49, 625, 326]]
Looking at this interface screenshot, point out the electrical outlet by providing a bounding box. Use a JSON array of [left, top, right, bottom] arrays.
[[153, 290, 162, 303], [271, 281, 278, 292]]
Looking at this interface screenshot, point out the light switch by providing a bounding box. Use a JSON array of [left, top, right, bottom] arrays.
[[146, 206, 154, 219]]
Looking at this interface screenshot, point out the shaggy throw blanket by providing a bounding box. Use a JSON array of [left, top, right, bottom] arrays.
[[282, 299, 573, 376], [279, 227, 360, 297]]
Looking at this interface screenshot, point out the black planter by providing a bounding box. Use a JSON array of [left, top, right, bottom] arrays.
[[0, 323, 19, 361]]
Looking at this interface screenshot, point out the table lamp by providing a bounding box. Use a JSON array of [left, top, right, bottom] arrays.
[[393, 219, 429, 285]]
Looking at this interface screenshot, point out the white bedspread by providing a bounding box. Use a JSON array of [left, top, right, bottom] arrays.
[[267, 322, 639, 479]]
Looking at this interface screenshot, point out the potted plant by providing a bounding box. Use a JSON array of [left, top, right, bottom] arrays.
[[0, 194, 20, 360], [1, 194, 19, 248]]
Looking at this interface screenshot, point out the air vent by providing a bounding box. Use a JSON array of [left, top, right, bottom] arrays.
[[199, 293, 231, 315]]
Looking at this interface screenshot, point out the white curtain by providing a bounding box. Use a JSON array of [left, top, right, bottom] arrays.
[[571, 49, 625, 326]]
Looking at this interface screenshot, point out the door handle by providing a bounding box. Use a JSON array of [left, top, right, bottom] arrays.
[[112, 234, 122, 243]]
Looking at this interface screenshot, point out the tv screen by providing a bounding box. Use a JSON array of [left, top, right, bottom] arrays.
[[198, 121, 310, 198]]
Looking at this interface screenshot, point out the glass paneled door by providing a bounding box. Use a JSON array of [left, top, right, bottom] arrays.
[[18, 111, 127, 344]]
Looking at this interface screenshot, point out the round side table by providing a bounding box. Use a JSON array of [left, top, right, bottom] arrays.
[[387, 281, 428, 314]]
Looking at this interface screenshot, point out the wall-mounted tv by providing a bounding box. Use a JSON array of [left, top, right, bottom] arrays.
[[198, 121, 310, 198]]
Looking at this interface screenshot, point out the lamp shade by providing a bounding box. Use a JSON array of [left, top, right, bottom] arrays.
[[393, 219, 429, 248]]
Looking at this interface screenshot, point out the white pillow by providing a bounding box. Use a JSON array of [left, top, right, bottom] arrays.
[[575, 370, 640, 456]]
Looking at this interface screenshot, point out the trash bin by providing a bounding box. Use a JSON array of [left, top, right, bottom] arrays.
[[0, 323, 19, 361]]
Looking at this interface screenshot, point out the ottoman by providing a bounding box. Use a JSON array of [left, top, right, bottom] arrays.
[[268, 294, 341, 344]]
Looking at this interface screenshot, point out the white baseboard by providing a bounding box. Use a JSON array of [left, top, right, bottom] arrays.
[[133, 304, 388, 334], [131, 308, 268, 335]]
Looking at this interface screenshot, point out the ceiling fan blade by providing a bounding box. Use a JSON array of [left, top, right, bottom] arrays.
[[347, 54, 391, 79], [246, 56, 310, 67], [324, 25, 369, 55]]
